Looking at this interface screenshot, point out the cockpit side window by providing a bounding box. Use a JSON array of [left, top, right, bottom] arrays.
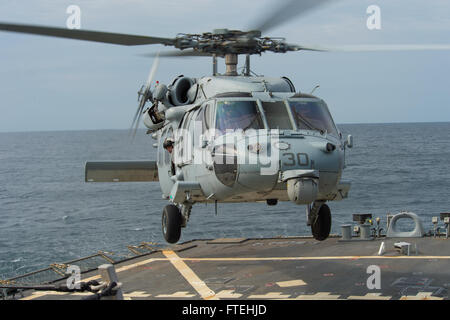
[[261, 101, 293, 130], [196, 106, 205, 122], [180, 111, 190, 131], [215, 100, 263, 134], [289, 99, 338, 136], [203, 102, 213, 132]]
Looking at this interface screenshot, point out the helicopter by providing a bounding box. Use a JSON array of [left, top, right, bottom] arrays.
[[1, 0, 449, 244]]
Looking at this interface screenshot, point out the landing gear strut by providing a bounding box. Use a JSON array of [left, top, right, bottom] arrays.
[[307, 202, 332, 241], [162, 204, 182, 243]]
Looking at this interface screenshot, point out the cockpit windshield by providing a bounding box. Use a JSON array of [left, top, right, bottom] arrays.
[[288, 99, 338, 136], [215, 100, 263, 133]]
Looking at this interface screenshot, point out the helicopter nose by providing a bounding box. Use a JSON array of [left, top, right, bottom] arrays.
[[311, 140, 342, 171], [234, 139, 279, 191], [236, 161, 279, 192]]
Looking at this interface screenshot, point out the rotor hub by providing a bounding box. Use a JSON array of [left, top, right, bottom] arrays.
[[173, 29, 296, 56]]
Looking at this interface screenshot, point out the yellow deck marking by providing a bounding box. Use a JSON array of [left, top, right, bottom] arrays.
[[207, 238, 247, 244], [155, 291, 196, 298], [81, 258, 158, 282], [70, 292, 94, 296], [294, 292, 341, 300], [21, 291, 69, 300], [162, 250, 218, 300], [215, 290, 243, 299], [276, 279, 307, 287], [400, 292, 444, 300], [248, 292, 291, 299], [179, 255, 450, 261], [347, 293, 391, 300], [123, 291, 151, 298]]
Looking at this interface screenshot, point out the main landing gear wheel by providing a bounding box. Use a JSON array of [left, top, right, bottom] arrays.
[[311, 204, 331, 241], [162, 204, 182, 244]]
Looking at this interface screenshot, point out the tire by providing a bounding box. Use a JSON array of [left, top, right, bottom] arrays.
[[266, 199, 278, 206], [311, 204, 331, 241], [162, 204, 182, 244]]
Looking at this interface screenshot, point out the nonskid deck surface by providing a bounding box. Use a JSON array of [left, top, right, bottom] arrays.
[[16, 236, 450, 300]]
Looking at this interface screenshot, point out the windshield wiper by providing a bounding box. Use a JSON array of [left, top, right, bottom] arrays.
[[295, 115, 324, 134], [243, 116, 257, 131], [242, 113, 260, 131]]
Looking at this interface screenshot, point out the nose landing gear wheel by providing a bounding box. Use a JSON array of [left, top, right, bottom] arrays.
[[162, 204, 182, 244], [311, 204, 331, 241]]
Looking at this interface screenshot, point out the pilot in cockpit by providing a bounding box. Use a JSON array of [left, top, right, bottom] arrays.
[[163, 138, 176, 176], [163, 137, 174, 154]]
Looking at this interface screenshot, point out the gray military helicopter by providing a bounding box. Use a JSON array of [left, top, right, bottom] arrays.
[[2, 0, 449, 244]]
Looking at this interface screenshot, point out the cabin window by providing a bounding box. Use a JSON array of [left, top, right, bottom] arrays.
[[215, 100, 263, 134], [261, 101, 293, 130], [289, 99, 338, 136]]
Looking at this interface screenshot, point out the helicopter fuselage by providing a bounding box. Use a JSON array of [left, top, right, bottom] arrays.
[[149, 75, 350, 207]]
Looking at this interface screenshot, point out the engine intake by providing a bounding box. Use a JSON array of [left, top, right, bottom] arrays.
[[169, 76, 195, 106]]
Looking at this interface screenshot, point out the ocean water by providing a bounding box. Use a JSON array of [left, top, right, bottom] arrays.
[[0, 122, 449, 279]]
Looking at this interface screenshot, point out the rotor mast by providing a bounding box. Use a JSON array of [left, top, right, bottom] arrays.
[[225, 54, 238, 76], [219, 54, 250, 76]]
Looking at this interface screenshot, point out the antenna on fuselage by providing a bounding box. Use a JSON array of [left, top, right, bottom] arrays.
[[244, 54, 251, 76], [212, 54, 218, 76], [310, 85, 320, 94]]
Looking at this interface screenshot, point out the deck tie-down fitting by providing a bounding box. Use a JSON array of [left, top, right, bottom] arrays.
[[386, 212, 424, 238], [82, 264, 123, 300]]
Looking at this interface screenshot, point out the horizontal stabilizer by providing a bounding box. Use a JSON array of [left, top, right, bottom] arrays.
[[85, 161, 158, 182]]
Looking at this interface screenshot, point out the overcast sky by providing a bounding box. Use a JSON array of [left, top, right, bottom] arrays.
[[0, 0, 449, 132]]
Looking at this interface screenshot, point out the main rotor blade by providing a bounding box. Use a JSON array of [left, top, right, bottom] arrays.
[[288, 44, 328, 52], [0, 22, 175, 46], [323, 44, 450, 52], [140, 50, 213, 58], [290, 43, 450, 53], [248, 0, 333, 35]]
